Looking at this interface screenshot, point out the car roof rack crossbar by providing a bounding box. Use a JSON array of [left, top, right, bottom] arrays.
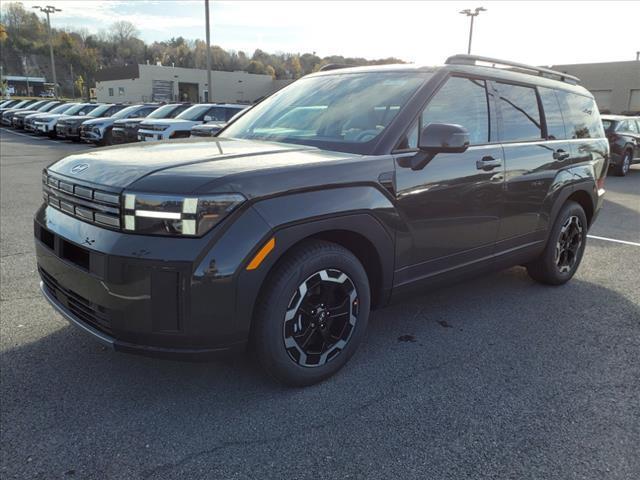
[[445, 54, 581, 85]]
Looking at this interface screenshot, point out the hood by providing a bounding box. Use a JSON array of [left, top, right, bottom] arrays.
[[82, 117, 114, 126], [47, 138, 361, 194], [114, 117, 145, 126], [13, 109, 39, 117], [140, 119, 195, 127], [59, 115, 90, 123], [194, 122, 226, 130]]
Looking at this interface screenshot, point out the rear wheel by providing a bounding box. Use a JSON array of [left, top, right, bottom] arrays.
[[613, 150, 632, 176], [253, 240, 370, 386], [527, 201, 588, 285]]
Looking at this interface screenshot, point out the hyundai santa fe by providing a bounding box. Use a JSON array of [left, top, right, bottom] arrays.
[[35, 55, 609, 386]]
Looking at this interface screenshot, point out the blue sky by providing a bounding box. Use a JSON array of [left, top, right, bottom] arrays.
[[18, 1, 640, 65]]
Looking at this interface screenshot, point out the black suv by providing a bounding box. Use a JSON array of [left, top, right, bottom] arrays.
[[601, 115, 640, 176], [35, 55, 608, 386]]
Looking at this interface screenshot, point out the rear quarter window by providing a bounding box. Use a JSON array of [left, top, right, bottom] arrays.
[[556, 91, 604, 139]]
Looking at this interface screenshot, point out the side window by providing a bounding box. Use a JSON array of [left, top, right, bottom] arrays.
[[556, 91, 604, 139], [539, 87, 566, 140], [625, 120, 638, 134], [496, 83, 542, 142], [137, 107, 155, 117], [421, 77, 490, 145]]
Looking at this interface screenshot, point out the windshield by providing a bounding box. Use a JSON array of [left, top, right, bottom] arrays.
[[109, 105, 138, 119], [50, 103, 76, 114], [223, 72, 427, 153], [176, 104, 213, 121], [10, 100, 30, 109], [38, 102, 60, 112], [147, 104, 179, 119], [64, 104, 93, 116], [88, 104, 114, 117]]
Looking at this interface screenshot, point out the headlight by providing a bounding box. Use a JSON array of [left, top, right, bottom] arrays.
[[122, 192, 245, 236]]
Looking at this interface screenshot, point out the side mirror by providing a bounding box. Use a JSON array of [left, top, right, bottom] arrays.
[[399, 123, 470, 170], [79, 112, 85, 116], [203, 115, 212, 122]]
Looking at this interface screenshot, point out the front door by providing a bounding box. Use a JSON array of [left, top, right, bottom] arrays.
[[393, 76, 504, 286]]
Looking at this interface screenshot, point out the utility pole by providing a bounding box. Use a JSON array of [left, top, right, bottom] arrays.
[[32, 5, 61, 98], [70, 63, 74, 98], [459, 7, 486, 55], [205, 0, 213, 102]]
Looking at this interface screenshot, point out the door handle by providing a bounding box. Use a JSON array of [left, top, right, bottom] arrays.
[[553, 149, 571, 161], [476, 156, 502, 171]]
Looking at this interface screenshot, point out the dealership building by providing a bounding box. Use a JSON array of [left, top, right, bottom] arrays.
[[94, 64, 291, 104], [551, 60, 640, 114]]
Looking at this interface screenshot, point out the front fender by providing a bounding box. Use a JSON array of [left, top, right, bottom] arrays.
[[193, 186, 399, 338]]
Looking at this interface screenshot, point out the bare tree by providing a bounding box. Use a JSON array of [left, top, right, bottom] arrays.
[[109, 20, 139, 43]]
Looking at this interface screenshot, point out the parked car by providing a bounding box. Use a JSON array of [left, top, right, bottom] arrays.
[[11, 101, 62, 129], [33, 103, 100, 137], [35, 55, 608, 386], [80, 104, 160, 146], [601, 114, 640, 176], [1, 99, 52, 126], [24, 103, 78, 133], [112, 103, 192, 144], [0, 99, 21, 110], [0, 98, 37, 114], [56, 104, 126, 141], [137, 103, 247, 141], [39, 91, 55, 98], [190, 105, 249, 137]]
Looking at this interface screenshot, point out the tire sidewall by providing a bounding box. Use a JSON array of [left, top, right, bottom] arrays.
[[256, 245, 370, 386]]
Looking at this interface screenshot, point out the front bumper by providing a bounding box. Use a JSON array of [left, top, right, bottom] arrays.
[[112, 127, 138, 144], [80, 127, 103, 142], [56, 124, 81, 139], [35, 204, 272, 358]]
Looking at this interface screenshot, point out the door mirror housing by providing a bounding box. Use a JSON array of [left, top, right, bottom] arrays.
[[203, 115, 212, 122], [418, 123, 470, 153], [399, 123, 470, 170]]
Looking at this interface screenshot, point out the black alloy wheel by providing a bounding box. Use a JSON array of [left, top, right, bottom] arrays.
[[283, 269, 359, 368], [554, 215, 583, 273]]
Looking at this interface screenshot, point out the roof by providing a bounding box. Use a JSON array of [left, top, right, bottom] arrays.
[[306, 58, 590, 95], [1, 75, 46, 83], [601, 114, 639, 121]]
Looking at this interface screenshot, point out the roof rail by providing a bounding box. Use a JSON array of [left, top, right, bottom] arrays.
[[319, 63, 353, 72], [445, 54, 581, 85]]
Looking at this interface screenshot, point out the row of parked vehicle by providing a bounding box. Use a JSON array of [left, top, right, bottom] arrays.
[[0, 98, 248, 146]]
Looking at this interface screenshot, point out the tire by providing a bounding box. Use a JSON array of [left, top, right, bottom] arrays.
[[253, 239, 370, 386], [527, 201, 588, 285], [100, 129, 113, 147], [612, 150, 632, 176]]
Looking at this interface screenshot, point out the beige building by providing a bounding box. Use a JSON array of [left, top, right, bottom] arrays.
[[95, 64, 292, 104], [551, 60, 640, 114]]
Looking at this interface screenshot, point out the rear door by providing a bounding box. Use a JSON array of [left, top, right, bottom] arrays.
[[492, 82, 570, 251]]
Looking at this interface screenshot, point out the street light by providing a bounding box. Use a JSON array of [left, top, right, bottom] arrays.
[[204, 0, 212, 102], [459, 7, 486, 55], [32, 5, 62, 98]]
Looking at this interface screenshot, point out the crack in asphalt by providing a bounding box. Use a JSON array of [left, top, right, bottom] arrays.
[[139, 358, 454, 479]]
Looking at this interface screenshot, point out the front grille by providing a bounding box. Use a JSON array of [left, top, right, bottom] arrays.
[[42, 172, 122, 229], [79, 125, 87, 136], [40, 267, 113, 335]]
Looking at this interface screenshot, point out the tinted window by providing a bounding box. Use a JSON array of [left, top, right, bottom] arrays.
[[497, 83, 542, 142], [421, 77, 490, 145], [539, 87, 566, 140], [602, 119, 615, 131], [625, 120, 638, 133], [556, 91, 604, 139]]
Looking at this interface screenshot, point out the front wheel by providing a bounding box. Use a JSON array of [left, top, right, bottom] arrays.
[[253, 240, 370, 386], [527, 201, 588, 285]]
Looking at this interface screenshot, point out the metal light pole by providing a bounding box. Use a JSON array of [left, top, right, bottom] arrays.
[[205, 0, 213, 102], [459, 7, 486, 55], [33, 5, 62, 98]]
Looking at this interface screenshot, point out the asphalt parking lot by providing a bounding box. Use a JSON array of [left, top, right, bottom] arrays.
[[1, 127, 638, 479]]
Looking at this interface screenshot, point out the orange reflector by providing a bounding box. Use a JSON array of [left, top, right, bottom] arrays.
[[246, 237, 275, 270]]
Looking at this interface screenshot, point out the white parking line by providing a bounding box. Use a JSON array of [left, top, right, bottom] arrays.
[[588, 235, 640, 247]]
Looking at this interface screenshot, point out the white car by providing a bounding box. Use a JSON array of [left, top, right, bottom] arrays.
[[137, 103, 247, 141]]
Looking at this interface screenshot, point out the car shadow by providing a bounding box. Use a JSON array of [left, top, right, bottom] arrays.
[[2, 266, 639, 478]]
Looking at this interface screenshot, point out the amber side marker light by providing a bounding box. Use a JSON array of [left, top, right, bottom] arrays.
[[246, 237, 276, 270]]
